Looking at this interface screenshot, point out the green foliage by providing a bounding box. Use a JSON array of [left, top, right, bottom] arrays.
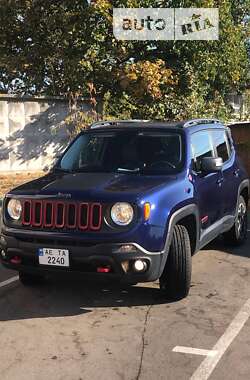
[[0, 0, 249, 128]]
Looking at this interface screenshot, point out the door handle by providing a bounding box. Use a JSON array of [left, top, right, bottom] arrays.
[[233, 169, 240, 177], [216, 177, 224, 185]]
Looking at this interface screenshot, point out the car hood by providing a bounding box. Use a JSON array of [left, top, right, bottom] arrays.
[[9, 172, 177, 201]]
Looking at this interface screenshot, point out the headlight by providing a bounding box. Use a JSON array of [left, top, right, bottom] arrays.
[[7, 199, 22, 220], [111, 202, 134, 226]]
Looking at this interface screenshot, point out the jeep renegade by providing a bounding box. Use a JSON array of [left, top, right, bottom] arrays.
[[0, 119, 248, 299]]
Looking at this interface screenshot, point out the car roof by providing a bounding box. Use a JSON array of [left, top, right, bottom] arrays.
[[88, 119, 225, 133]]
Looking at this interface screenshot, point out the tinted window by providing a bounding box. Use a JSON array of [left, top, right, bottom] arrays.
[[191, 131, 214, 172], [59, 130, 183, 175], [211, 130, 229, 162]]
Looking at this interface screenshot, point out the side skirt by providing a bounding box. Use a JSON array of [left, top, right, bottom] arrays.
[[198, 215, 235, 250]]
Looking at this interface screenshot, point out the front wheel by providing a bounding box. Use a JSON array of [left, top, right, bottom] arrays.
[[160, 224, 192, 300], [223, 195, 248, 246]]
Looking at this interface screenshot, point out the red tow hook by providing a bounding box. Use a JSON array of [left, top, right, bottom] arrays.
[[97, 266, 111, 273], [10, 256, 22, 265]]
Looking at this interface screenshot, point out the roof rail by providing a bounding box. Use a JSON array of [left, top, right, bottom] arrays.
[[90, 119, 150, 129], [183, 119, 221, 128]]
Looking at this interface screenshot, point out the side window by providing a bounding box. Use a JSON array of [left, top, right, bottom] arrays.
[[211, 130, 230, 163], [226, 129, 233, 156], [191, 131, 214, 172]]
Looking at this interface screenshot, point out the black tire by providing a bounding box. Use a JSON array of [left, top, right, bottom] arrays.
[[223, 195, 248, 246], [160, 224, 192, 300], [19, 271, 45, 286]]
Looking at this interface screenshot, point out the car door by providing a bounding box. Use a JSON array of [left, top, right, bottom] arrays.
[[190, 129, 223, 232], [211, 128, 239, 216]]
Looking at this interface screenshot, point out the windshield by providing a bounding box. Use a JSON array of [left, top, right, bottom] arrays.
[[58, 130, 184, 175]]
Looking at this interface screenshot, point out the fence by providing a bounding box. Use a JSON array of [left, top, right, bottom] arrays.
[[230, 122, 250, 177], [0, 95, 90, 172], [0, 96, 249, 197]]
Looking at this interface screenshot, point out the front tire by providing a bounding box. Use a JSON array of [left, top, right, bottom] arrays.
[[223, 195, 248, 246], [19, 271, 45, 286], [160, 224, 192, 300]]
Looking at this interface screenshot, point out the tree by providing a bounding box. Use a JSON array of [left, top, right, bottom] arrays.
[[0, 0, 249, 125], [0, 0, 90, 95]]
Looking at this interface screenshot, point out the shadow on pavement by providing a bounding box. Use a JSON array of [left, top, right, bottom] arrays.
[[0, 214, 249, 322], [0, 277, 167, 321]]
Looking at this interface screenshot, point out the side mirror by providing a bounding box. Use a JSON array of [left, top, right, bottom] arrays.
[[201, 157, 223, 173]]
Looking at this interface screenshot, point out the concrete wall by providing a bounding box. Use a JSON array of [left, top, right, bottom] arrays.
[[0, 96, 87, 172], [0, 98, 249, 177]]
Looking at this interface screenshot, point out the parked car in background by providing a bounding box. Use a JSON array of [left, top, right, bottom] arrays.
[[0, 119, 249, 299]]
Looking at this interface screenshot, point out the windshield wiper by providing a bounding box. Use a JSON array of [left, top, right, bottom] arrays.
[[53, 167, 72, 173], [73, 165, 109, 173], [117, 167, 140, 173]]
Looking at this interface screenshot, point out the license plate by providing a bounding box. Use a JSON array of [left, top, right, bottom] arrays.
[[38, 248, 69, 267]]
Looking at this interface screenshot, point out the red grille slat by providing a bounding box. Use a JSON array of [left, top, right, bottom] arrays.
[[21, 200, 102, 231], [78, 203, 89, 230], [32, 200, 43, 227], [55, 202, 65, 228], [43, 201, 54, 227], [66, 202, 77, 229], [22, 200, 32, 225], [89, 203, 102, 231]]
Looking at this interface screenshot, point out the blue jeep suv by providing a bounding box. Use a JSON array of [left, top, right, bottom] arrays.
[[0, 119, 249, 299]]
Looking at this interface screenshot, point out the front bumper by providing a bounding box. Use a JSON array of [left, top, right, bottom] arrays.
[[0, 232, 162, 283]]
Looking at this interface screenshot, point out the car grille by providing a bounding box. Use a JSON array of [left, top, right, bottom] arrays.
[[21, 199, 102, 231]]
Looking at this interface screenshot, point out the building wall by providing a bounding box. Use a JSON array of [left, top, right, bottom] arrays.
[[0, 96, 89, 172]]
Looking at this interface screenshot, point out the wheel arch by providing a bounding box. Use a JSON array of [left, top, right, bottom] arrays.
[[237, 179, 249, 214], [159, 204, 199, 277], [240, 186, 249, 207], [177, 214, 197, 256]]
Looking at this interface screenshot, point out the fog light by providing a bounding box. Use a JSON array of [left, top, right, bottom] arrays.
[[133, 260, 147, 273], [1, 250, 6, 258]]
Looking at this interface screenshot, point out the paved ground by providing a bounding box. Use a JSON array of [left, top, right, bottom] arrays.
[[0, 233, 250, 380]]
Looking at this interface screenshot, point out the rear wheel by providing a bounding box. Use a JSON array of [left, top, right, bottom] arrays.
[[160, 224, 192, 300], [223, 195, 248, 246], [19, 271, 45, 286]]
